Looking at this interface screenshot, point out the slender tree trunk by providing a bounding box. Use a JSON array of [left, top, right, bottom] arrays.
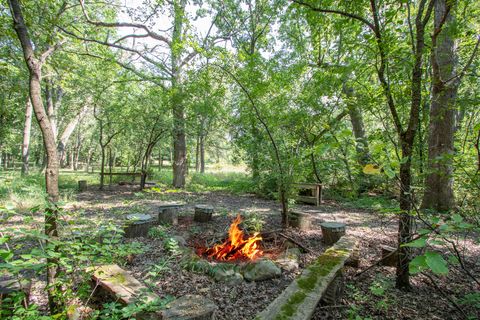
[[21, 98, 33, 176], [195, 134, 200, 172], [200, 134, 205, 173], [45, 80, 57, 142], [57, 107, 87, 165], [422, 0, 457, 212], [8, 0, 62, 312]]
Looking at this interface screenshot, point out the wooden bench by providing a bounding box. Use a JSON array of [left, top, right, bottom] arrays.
[[256, 235, 358, 320], [294, 183, 322, 206], [100, 172, 143, 185]]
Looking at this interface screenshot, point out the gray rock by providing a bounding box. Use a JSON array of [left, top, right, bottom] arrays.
[[275, 248, 301, 272], [213, 268, 243, 284], [242, 259, 281, 281], [162, 294, 217, 320]]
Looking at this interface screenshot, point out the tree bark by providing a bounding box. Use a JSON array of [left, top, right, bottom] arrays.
[[8, 0, 62, 312], [200, 133, 205, 173], [421, 0, 457, 212], [21, 98, 33, 176], [45, 80, 58, 142], [171, 0, 187, 188]]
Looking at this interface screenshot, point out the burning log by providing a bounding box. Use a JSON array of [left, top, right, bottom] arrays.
[[198, 215, 263, 261]]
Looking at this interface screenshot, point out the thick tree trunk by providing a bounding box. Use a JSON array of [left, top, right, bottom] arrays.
[[171, 0, 187, 188], [422, 0, 457, 212], [21, 98, 33, 176]]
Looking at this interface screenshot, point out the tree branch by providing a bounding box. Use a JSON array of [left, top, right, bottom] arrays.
[[79, 0, 171, 45]]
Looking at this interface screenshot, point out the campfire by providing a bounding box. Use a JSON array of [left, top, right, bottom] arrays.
[[197, 215, 263, 261]]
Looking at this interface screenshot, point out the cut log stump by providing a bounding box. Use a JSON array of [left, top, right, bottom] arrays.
[[158, 204, 182, 225], [124, 213, 156, 238], [194, 205, 214, 222], [78, 180, 87, 192], [320, 222, 346, 245], [380, 245, 398, 267], [289, 211, 312, 231], [0, 274, 31, 313]]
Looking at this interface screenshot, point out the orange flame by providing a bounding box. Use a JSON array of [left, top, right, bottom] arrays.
[[198, 215, 263, 261]]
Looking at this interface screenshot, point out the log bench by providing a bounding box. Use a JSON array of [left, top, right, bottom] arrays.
[[256, 235, 358, 320], [89, 264, 216, 319], [100, 172, 143, 185], [294, 183, 322, 206]]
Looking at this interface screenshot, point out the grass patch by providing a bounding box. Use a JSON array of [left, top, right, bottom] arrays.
[[0, 170, 99, 210], [186, 172, 254, 194]]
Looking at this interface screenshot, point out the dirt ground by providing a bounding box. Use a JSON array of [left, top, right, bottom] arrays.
[[8, 184, 480, 319]]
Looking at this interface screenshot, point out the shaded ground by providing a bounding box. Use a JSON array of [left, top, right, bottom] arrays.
[[6, 183, 480, 319]]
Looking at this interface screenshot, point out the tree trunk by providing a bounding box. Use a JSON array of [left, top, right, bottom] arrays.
[[45, 80, 57, 142], [195, 134, 200, 172], [21, 98, 33, 176], [422, 0, 458, 212], [396, 143, 414, 290], [8, 0, 62, 312], [57, 106, 87, 166], [171, 0, 187, 188], [200, 134, 205, 173]]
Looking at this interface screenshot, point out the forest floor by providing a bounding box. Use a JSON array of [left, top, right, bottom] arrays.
[[5, 182, 480, 319]]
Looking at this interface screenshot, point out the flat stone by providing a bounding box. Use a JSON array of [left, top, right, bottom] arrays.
[[243, 259, 281, 281], [162, 294, 217, 320]]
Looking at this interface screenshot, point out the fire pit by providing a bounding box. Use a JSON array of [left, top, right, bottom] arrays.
[[191, 215, 302, 283], [197, 215, 263, 261]]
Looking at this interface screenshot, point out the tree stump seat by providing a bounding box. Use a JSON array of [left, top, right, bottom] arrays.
[[158, 204, 183, 225], [194, 205, 214, 222], [289, 211, 313, 231], [320, 222, 346, 245], [123, 213, 157, 238], [78, 180, 87, 191]]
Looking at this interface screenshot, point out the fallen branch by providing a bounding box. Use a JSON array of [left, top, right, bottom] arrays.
[[278, 232, 314, 254]]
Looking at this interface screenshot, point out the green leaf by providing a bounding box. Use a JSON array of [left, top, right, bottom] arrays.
[[451, 214, 463, 224], [425, 251, 448, 275], [409, 255, 427, 274], [403, 237, 426, 248]]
